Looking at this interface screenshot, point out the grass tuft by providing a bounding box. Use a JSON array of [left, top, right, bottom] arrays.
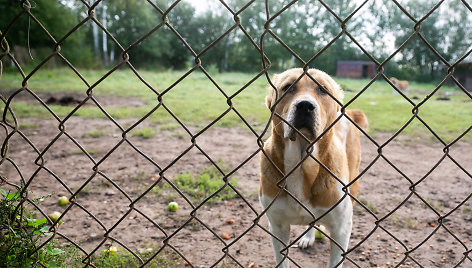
[[19, 122, 39, 129], [130, 128, 155, 139], [84, 130, 107, 138], [154, 161, 239, 204], [358, 198, 378, 214], [390, 213, 419, 229]]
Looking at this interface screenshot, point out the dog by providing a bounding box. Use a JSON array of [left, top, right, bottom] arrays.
[[390, 77, 409, 95], [259, 68, 368, 268]]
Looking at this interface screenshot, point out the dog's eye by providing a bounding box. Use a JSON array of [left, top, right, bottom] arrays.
[[282, 84, 295, 93], [317, 86, 328, 95]]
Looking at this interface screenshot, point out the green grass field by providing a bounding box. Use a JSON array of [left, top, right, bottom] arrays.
[[1, 68, 471, 143]]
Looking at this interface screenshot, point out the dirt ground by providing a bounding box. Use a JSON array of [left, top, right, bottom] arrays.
[[2, 116, 472, 268]]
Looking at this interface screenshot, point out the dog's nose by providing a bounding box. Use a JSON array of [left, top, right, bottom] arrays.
[[296, 101, 314, 112]]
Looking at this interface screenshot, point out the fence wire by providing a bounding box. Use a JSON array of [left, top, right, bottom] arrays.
[[1, 0, 472, 267]]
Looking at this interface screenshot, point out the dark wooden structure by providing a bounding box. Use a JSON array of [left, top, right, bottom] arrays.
[[456, 62, 472, 91], [336, 61, 376, 78]]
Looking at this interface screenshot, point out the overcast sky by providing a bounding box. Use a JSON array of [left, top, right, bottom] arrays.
[[185, 0, 214, 14]]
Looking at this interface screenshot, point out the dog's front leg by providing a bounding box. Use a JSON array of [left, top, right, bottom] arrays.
[[268, 220, 291, 268], [327, 201, 353, 268]]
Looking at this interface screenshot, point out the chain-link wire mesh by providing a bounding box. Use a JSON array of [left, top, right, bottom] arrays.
[[1, 0, 472, 267]]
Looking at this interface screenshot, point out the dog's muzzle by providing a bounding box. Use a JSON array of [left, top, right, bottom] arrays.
[[288, 100, 315, 141]]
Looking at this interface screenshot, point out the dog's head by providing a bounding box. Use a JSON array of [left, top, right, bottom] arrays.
[[266, 68, 343, 142], [390, 77, 398, 85]]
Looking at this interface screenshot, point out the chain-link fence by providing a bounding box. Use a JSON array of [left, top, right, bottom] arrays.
[[1, 0, 472, 267]]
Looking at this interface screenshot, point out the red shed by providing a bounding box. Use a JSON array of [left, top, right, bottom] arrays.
[[336, 61, 376, 78]]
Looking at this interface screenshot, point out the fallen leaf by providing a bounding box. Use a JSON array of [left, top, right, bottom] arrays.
[[221, 233, 231, 240]]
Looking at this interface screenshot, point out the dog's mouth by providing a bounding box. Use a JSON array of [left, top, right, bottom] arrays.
[[288, 115, 315, 141]]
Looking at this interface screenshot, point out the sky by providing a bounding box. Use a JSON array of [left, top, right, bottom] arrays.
[[185, 0, 215, 14]]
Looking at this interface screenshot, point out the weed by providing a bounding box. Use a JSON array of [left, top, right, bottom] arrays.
[[0, 188, 71, 267], [390, 213, 419, 229], [154, 161, 239, 204], [130, 128, 155, 139], [76, 183, 92, 197], [84, 130, 107, 138], [130, 171, 149, 181], [422, 199, 445, 213], [188, 220, 202, 231], [358, 198, 378, 214], [37, 241, 83, 267], [462, 207, 472, 216]]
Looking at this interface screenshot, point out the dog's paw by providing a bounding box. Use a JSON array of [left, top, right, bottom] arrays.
[[298, 228, 315, 249]]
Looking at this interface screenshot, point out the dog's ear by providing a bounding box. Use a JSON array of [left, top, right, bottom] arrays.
[[265, 74, 278, 109], [333, 82, 344, 112], [265, 94, 273, 109]]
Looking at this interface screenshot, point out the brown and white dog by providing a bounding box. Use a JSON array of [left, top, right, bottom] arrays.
[[390, 77, 409, 95], [259, 68, 368, 268]]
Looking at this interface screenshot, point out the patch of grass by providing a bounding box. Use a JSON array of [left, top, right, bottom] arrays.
[[84, 130, 107, 138], [76, 184, 92, 197], [130, 171, 149, 181], [84, 148, 101, 155], [93, 246, 180, 268], [19, 122, 39, 129], [358, 198, 378, 214], [159, 123, 180, 131], [130, 128, 155, 139], [422, 199, 445, 213], [1, 101, 152, 120], [68, 148, 101, 156], [2, 69, 471, 142], [154, 161, 239, 204], [462, 207, 472, 216], [390, 213, 419, 229]]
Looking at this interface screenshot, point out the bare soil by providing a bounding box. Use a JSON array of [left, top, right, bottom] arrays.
[[2, 117, 472, 268]]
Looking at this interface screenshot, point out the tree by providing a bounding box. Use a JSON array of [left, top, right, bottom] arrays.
[[0, 0, 92, 67]]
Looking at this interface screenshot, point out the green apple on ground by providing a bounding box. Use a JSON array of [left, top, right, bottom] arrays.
[[314, 225, 327, 239], [57, 196, 69, 206], [168, 202, 179, 212], [104, 246, 118, 254], [48, 211, 62, 223]]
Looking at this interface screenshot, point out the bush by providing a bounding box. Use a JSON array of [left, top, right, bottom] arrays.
[[0, 188, 56, 267]]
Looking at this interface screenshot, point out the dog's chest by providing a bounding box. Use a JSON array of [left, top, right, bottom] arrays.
[[282, 141, 316, 220]]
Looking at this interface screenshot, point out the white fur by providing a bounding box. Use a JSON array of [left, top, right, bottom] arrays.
[[260, 136, 353, 268], [336, 112, 350, 151]]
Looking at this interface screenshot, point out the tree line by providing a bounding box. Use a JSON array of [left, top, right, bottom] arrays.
[[1, 0, 471, 82]]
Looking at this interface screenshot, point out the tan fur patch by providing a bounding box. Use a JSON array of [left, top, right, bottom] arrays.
[[390, 77, 409, 92]]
